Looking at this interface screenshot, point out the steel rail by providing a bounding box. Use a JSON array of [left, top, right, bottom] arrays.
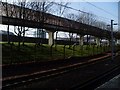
[[2, 53, 113, 89], [70, 63, 120, 90], [69, 51, 120, 90]]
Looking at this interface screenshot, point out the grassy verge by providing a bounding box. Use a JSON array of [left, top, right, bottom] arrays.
[[1, 42, 111, 64]]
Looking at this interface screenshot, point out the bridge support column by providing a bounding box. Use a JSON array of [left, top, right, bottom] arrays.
[[79, 35, 84, 45], [95, 37, 100, 46], [117, 40, 120, 45], [47, 30, 54, 46]]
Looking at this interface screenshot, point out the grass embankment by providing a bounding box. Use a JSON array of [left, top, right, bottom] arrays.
[[2, 42, 111, 64]]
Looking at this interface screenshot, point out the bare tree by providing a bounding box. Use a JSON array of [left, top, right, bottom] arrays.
[[65, 13, 78, 21], [77, 12, 97, 26], [28, 1, 54, 45], [53, 2, 70, 49], [10, 0, 54, 46], [4, 0, 12, 44], [76, 12, 108, 46], [19, 0, 30, 45], [65, 13, 78, 48], [9, 0, 30, 48]]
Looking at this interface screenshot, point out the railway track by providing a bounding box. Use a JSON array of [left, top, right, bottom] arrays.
[[70, 62, 120, 90], [2, 53, 120, 89]]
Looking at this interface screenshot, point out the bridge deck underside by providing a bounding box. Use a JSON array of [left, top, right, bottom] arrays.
[[1, 16, 112, 39]]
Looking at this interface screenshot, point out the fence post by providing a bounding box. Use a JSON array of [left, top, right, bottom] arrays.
[[73, 44, 76, 56], [50, 44, 54, 59], [10, 43, 13, 64], [97, 45, 99, 54], [63, 45, 67, 59], [34, 44, 37, 61], [81, 45, 83, 56], [93, 45, 95, 55]]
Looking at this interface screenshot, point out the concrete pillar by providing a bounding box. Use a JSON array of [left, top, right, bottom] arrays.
[[47, 30, 54, 46], [79, 35, 84, 45], [95, 37, 100, 46], [117, 40, 120, 45]]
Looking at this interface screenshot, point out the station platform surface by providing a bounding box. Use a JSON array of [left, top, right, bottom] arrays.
[[95, 74, 120, 89]]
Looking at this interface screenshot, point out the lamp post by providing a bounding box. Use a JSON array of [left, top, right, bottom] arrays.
[[111, 20, 117, 61]]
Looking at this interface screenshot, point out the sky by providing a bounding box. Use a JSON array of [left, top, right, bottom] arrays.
[[69, 2, 118, 26], [0, 0, 119, 38]]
